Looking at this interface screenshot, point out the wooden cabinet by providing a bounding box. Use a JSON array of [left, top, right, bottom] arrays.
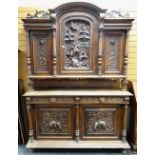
[[22, 2, 134, 152]]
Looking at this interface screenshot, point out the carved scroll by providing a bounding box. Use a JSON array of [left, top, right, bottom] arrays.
[[64, 20, 90, 69]]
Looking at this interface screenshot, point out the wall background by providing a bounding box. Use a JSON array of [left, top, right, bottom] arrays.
[[18, 0, 137, 91]]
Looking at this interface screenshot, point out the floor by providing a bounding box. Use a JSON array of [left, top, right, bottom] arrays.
[[18, 145, 137, 155]]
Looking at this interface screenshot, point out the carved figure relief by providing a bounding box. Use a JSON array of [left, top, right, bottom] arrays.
[[39, 111, 68, 134], [36, 38, 48, 71], [86, 111, 114, 134], [107, 37, 119, 70], [64, 20, 90, 69]]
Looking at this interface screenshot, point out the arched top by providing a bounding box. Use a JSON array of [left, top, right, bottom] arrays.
[[50, 2, 106, 17]]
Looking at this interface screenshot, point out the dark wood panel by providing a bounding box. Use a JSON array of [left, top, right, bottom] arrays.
[[29, 31, 52, 75], [103, 31, 125, 74], [35, 105, 75, 140], [81, 104, 123, 140], [57, 11, 99, 75]]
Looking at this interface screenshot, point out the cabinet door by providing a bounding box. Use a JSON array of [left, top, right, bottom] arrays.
[[103, 31, 125, 74], [81, 105, 122, 140], [29, 31, 52, 75], [57, 12, 98, 75], [35, 105, 75, 139]]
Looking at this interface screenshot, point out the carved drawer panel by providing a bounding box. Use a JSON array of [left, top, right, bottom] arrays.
[[29, 31, 52, 75], [81, 105, 122, 140], [103, 31, 125, 74], [35, 105, 75, 139]]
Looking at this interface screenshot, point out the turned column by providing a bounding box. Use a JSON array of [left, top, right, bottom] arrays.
[[26, 32, 34, 90], [122, 30, 129, 90], [122, 97, 129, 142], [26, 102, 34, 142], [51, 13, 57, 76], [98, 13, 104, 76], [75, 104, 80, 142]]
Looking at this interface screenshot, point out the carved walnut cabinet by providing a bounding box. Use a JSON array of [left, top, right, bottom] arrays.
[[23, 2, 134, 151]]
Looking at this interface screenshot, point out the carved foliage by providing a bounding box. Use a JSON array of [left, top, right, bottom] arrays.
[[35, 37, 48, 71], [86, 110, 114, 134], [39, 110, 68, 134], [106, 37, 119, 70], [64, 20, 90, 69]]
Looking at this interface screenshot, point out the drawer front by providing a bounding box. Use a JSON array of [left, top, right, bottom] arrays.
[[35, 105, 75, 139], [81, 105, 122, 140]]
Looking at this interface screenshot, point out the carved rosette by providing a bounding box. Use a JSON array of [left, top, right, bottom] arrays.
[[39, 111, 68, 134], [64, 20, 90, 69], [86, 111, 114, 134]]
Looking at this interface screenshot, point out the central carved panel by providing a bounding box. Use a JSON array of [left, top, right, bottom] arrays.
[[64, 20, 90, 69], [86, 110, 114, 134]]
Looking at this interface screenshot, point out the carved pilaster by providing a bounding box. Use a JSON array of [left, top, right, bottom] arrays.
[[122, 104, 128, 142], [75, 104, 80, 142], [27, 105, 34, 142], [51, 13, 57, 76], [98, 13, 104, 76]]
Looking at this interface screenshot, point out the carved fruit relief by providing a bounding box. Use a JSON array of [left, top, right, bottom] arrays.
[[64, 20, 90, 69], [86, 110, 114, 134]]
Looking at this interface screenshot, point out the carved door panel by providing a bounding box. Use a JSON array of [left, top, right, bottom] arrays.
[[29, 31, 52, 75], [81, 105, 122, 140], [103, 31, 125, 74], [57, 12, 98, 75], [35, 105, 75, 139]]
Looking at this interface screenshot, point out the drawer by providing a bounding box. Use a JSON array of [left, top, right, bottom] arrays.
[[81, 105, 122, 140], [35, 105, 75, 140]]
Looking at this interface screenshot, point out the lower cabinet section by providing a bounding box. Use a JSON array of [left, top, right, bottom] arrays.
[[24, 92, 132, 149], [32, 104, 124, 141], [35, 105, 75, 140], [81, 105, 122, 140]]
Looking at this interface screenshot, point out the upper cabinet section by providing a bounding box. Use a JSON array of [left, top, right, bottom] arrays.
[[22, 2, 134, 79], [56, 3, 101, 75]]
